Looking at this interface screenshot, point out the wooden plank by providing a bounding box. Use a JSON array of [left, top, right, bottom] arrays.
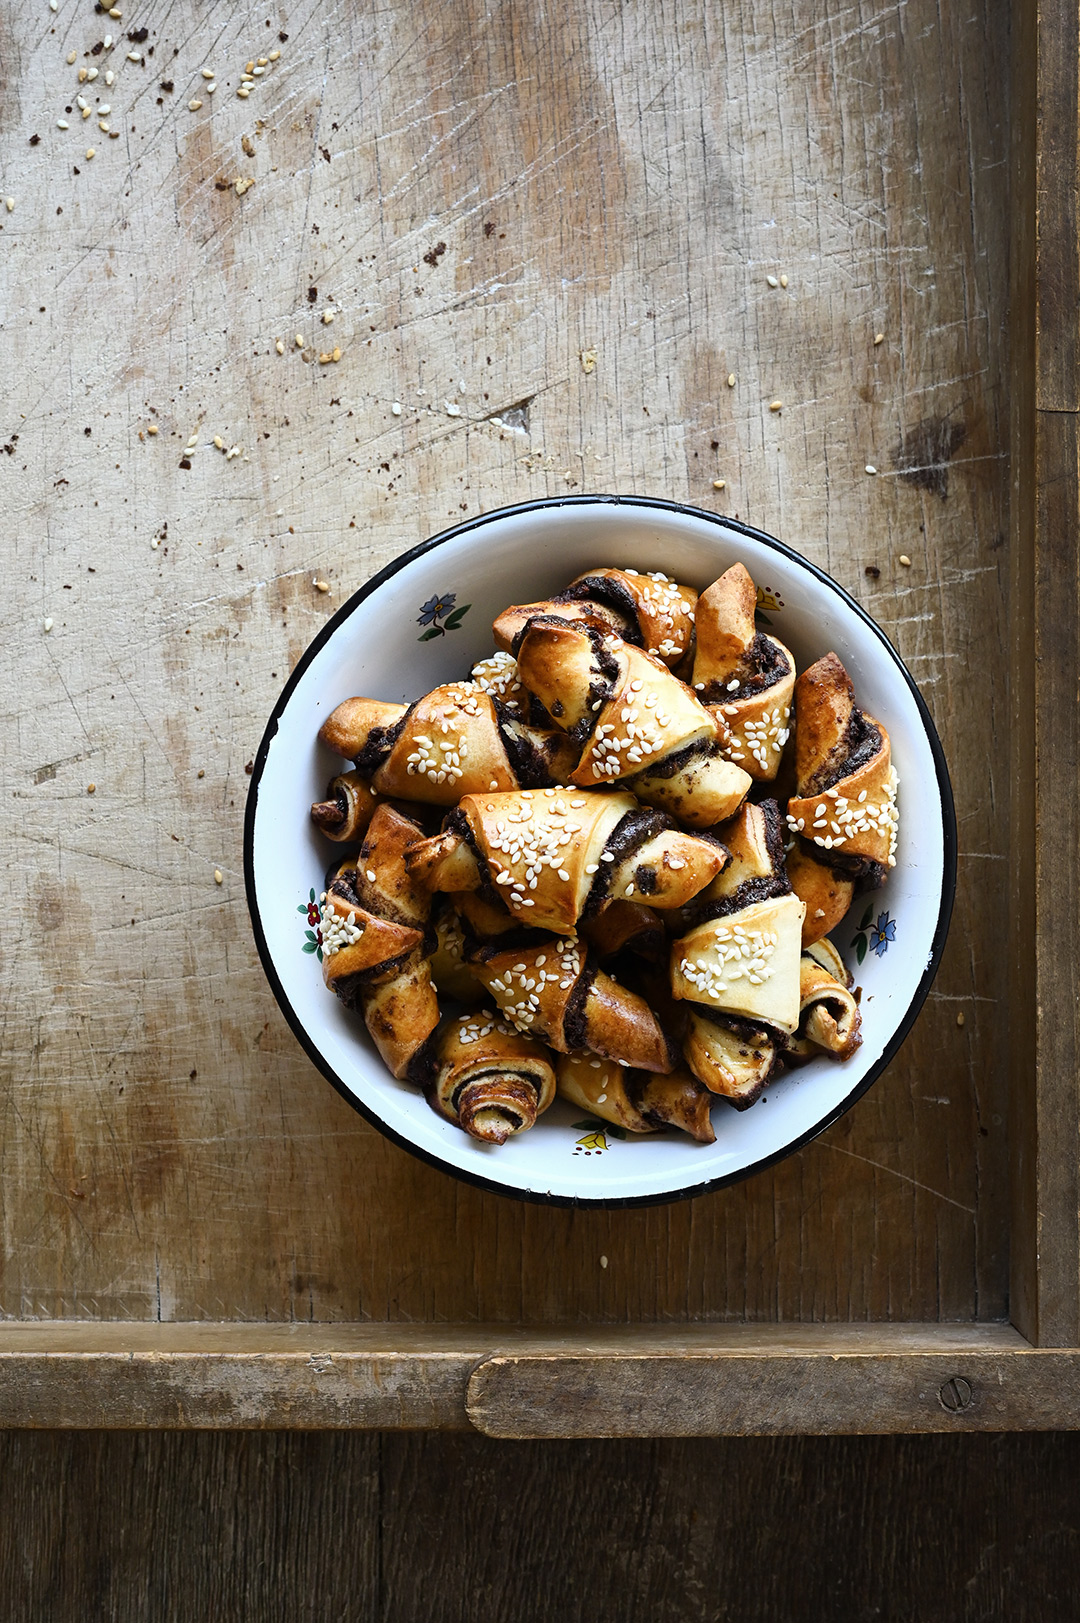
[[0, 0, 1009, 1336], [1009, 0, 1080, 1347], [3, 1431, 1078, 1623], [0, 1320, 1074, 1433], [466, 1326, 1080, 1438]]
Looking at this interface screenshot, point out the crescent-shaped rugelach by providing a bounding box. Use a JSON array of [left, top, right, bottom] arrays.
[[319, 682, 578, 807], [495, 567, 698, 668], [469, 933, 676, 1072], [691, 563, 795, 781], [787, 940, 863, 1061], [516, 621, 751, 828], [310, 769, 380, 843], [671, 890, 807, 1036], [785, 842, 855, 948], [784, 652, 899, 884], [319, 872, 439, 1079], [404, 788, 728, 934], [681, 1011, 779, 1109], [349, 802, 432, 928], [427, 1011, 556, 1143], [555, 1053, 716, 1142]]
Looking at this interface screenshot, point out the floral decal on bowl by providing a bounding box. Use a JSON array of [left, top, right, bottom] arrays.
[[850, 904, 896, 964], [417, 591, 471, 641], [298, 888, 323, 961], [571, 1119, 628, 1154], [754, 584, 785, 625]]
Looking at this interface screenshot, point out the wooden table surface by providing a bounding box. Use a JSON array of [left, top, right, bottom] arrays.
[[1, 0, 1007, 1333]]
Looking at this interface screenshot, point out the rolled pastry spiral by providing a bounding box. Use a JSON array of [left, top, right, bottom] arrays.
[[470, 932, 676, 1072], [428, 1011, 556, 1144], [788, 939, 863, 1062], [494, 566, 698, 668], [515, 620, 751, 828], [680, 1011, 779, 1109], [691, 563, 796, 782], [309, 769, 380, 842], [556, 1052, 716, 1143], [319, 681, 577, 807], [784, 652, 899, 885], [404, 787, 728, 935]]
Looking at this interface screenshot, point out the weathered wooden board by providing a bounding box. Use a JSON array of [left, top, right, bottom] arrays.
[[1008, 0, 1080, 1348], [0, 0, 1008, 1329], [3, 1429, 1078, 1622]]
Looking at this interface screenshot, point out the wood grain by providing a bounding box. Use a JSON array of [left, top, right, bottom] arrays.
[[1009, 0, 1080, 1348], [2, 1429, 1079, 1622], [0, 0, 1009, 1330]]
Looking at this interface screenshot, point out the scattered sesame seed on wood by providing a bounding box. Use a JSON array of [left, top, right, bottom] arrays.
[[214, 869, 223, 885], [57, 119, 69, 128], [294, 334, 303, 347], [197, 768, 205, 778], [727, 373, 736, 387], [268, 49, 280, 61], [108, 6, 121, 16], [147, 424, 158, 435], [66, 50, 77, 64], [766, 274, 778, 287], [86, 67, 98, 81], [4, 198, 13, 213], [188, 99, 203, 111], [957, 1011, 965, 1026], [205, 83, 216, 94], [712, 479, 725, 490], [275, 339, 285, 354], [314, 579, 330, 593], [127, 52, 141, 63], [104, 69, 114, 85], [580, 347, 598, 373], [780, 273, 788, 287], [331, 346, 341, 362], [865, 464, 877, 475], [201, 66, 215, 79], [321, 310, 334, 324], [391, 402, 402, 415], [899, 554, 912, 566], [874, 332, 884, 345], [237, 87, 250, 99], [445, 401, 461, 416], [85, 147, 95, 159], [769, 400, 782, 411], [43, 618, 53, 632], [78, 66, 88, 82], [87, 783, 96, 794]]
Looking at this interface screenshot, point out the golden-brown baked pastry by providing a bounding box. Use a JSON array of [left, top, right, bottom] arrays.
[[671, 892, 807, 1035], [494, 567, 698, 667], [428, 906, 485, 1004], [427, 1011, 556, 1143], [785, 652, 899, 883], [555, 1052, 716, 1142], [319, 682, 577, 806], [470, 933, 676, 1072], [691, 563, 795, 781], [404, 787, 728, 934], [680, 1011, 778, 1109], [788, 939, 863, 1061], [319, 872, 439, 1079], [515, 620, 751, 827], [309, 769, 380, 842], [785, 842, 855, 948]]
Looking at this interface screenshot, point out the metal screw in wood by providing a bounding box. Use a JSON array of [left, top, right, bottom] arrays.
[[938, 1376, 975, 1413]]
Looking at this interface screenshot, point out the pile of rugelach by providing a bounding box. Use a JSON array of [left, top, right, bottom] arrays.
[[310, 563, 899, 1147]]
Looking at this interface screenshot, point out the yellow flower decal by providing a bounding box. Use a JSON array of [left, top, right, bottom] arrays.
[[755, 585, 785, 625], [573, 1128, 609, 1155]]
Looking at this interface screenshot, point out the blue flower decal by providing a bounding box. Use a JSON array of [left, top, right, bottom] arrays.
[[851, 904, 896, 964], [417, 591, 471, 640], [869, 911, 896, 958]]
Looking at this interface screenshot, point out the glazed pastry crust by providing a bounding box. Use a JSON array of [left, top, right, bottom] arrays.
[[785, 843, 855, 947], [310, 769, 380, 842], [494, 567, 697, 667], [692, 564, 795, 782], [682, 1011, 777, 1109]]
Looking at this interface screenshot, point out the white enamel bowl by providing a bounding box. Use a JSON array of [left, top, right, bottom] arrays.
[[245, 496, 955, 1206]]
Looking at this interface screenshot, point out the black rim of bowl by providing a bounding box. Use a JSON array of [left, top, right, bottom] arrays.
[[244, 494, 957, 1209]]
